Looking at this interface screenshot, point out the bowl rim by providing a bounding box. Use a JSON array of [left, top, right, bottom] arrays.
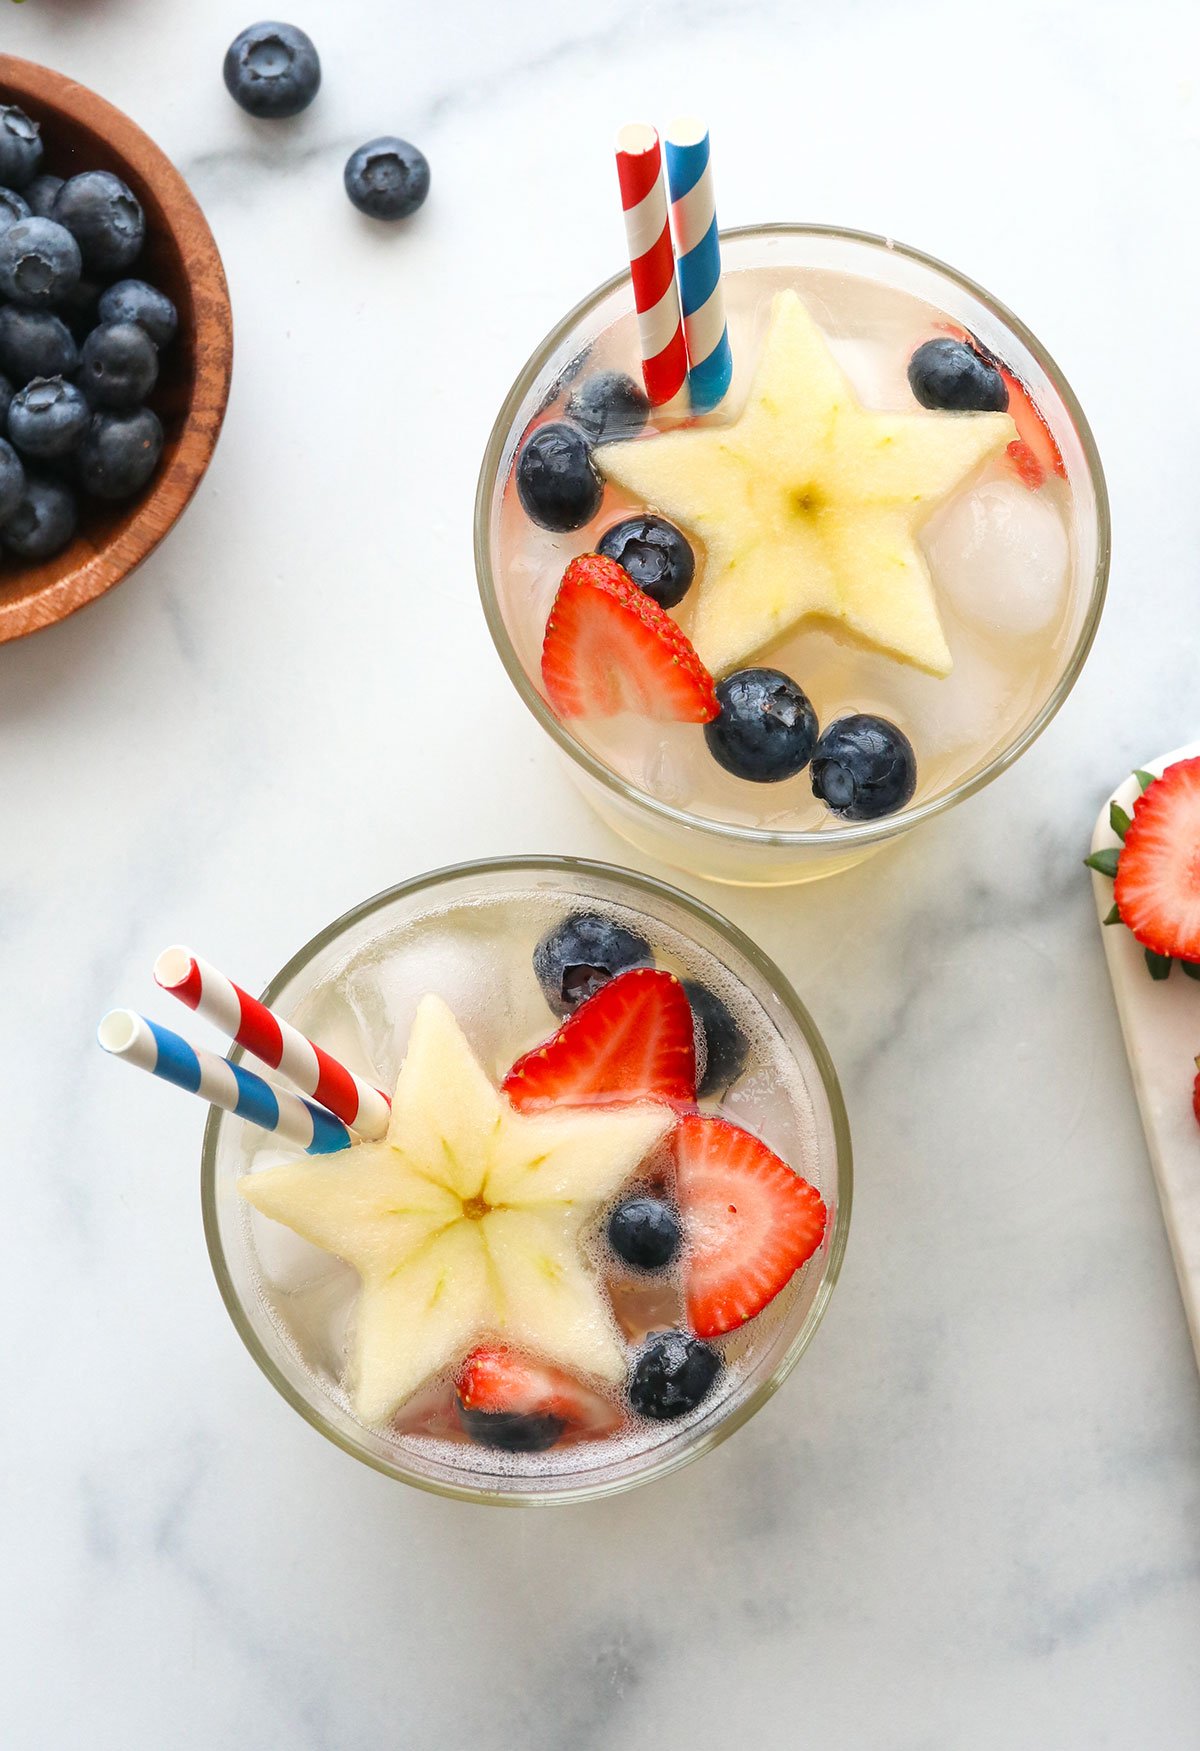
[[474, 222, 1112, 851], [0, 54, 233, 643], [201, 854, 854, 1506]]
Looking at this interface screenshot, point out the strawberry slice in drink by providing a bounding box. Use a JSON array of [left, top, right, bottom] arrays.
[[541, 553, 719, 722], [674, 1113, 827, 1339], [455, 1346, 620, 1452], [934, 320, 1065, 490], [1114, 757, 1200, 963], [503, 967, 696, 1112]]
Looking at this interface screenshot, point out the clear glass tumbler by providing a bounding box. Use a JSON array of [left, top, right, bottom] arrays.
[[203, 857, 851, 1505], [476, 225, 1110, 886]]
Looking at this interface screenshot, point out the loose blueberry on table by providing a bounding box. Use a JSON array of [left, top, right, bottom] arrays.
[[344, 138, 430, 221], [0, 104, 178, 567], [223, 21, 322, 118]]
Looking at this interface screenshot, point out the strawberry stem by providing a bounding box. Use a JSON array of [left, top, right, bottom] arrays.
[[1145, 948, 1173, 981], [1084, 848, 1120, 878], [1134, 769, 1157, 793], [1109, 802, 1131, 840]]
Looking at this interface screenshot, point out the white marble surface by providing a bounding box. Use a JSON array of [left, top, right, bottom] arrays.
[[4, 1, 1200, 1745]]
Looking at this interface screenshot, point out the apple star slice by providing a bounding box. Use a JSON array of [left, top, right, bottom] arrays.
[[597, 289, 1018, 678], [239, 994, 671, 1425]]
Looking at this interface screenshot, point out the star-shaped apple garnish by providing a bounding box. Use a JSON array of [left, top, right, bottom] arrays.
[[598, 290, 1017, 678], [239, 994, 673, 1424]]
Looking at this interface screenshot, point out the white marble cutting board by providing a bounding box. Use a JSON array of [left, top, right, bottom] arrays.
[[1091, 742, 1200, 1370]]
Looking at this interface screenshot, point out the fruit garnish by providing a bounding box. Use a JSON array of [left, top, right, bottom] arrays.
[[533, 910, 652, 1016], [239, 994, 672, 1423], [517, 421, 602, 532], [1193, 1058, 1200, 1131], [810, 713, 917, 821], [541, 552, 719, 722], [1087, 764, 1200, 980], [1112, 758, 1200, 962], [684, 980, 749, 1097], [998, 366, 1066, 491], [456, 1344, 620, 1452], [597, 290, 1015, 679], [674, 1113, 827, 1338], [503, 967, 697, 1113], [567, 370, 650, 445], [628, 1330, 721, 1420], [607, 1195, 681, 1272], [596, 514, 695, 608], [908, 337, 1008, 412], [704, 666, 818, 784]]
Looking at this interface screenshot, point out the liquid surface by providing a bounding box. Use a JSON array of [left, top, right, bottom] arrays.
[[235, 887, 836, 1483], [495, 264, 1081, 831]]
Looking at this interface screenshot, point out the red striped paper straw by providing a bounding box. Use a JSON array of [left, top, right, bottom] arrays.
[[154, 946, 391, 1140], [615, 123, 687, 406]]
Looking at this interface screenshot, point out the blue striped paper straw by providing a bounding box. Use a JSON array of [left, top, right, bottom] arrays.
[[98, 1010, 351, 1154], [664, 117, 733, 412]]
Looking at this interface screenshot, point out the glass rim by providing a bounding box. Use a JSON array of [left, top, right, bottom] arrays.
[[474, 221, 1112, 850], [200, 854, 853, 1506]]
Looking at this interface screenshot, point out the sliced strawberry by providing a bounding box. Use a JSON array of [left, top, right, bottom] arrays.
[[997, 366, 1066, 490], [541, 552, 719, 723], [932, 321, 1064, 490], [675, 1114, 827, 1339], [1192, 1057, 1200, 1130], [503, 967, 696, 1112], [456, 1345, 620, 1450], [1114, 758, 1200, 961]]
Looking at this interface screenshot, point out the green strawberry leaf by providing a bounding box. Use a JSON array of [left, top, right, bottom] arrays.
[[1109, 802, 1131, 840], [1181, 961, 1200, 982], [1103, 903, 1121, 925], [1134, 769, 1156, 793], [1145, 948, 1173, 980], [1084, 848, 1121, 878]]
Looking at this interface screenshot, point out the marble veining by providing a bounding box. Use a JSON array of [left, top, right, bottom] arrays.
[[4, 1, 1200, 1746]]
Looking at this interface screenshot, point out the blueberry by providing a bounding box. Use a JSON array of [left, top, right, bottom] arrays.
[[79, 322, 159, 409], [0, 473, 76, 561], [533, 911, 653, 1015], [567, 370, 649, 444], [907, 338, 1008, 414], [0, 217, 82, 310], [344, 137, 430, 221], [704, 668, 818, 783], [98, 279, 178, 349], [224, 22, 322, 119], [608, 1197, 681, 1272], [684, 981, 749, 1097], [57, 277, 104, 340], [0, 374, 12, 431], [0, 306, 77, 382], [0, 187, 31, 233], [596, 514, 695, 610], [53, 172, 145, 273], [23, 174, 63, 220], [0, 107, 42, 191], [515, 421, 601, 532], [456, 1402, 564, 1454], [77, 407, 163, 500], [811, 714, 917, 821], [628, 1331, 722, 1421], [8, 376, 90, 461], [0, 435, 25, 524]]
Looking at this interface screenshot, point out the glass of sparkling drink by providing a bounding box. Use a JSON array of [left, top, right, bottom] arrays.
[[203, 857, 850, 1505], [475, 225, 1110, 885]]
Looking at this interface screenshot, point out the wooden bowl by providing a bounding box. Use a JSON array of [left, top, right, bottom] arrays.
[[0, 56, 233, 642]]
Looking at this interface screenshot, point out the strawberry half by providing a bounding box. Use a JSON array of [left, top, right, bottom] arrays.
[[503, 967, 696, 1112], [1114, 758, 1200, 962], [932, 321, 1064, 489], [541, 553, 719, 723], [456, 1346, 619, 1451], [998, 366, 1066, 491], [675, 1114, 827, 1339]]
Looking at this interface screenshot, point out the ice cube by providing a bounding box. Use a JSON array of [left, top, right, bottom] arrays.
[[281, 1264, 358, 1379], [827, 335, 915, 412], [247, 1197, 341, 1292], [923, 478, 1070, 640]]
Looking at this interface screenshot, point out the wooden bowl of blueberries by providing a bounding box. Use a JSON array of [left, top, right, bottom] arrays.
[[0, 56, 233, 642]]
